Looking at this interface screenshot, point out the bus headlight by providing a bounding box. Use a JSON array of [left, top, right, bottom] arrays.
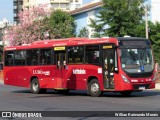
[[121, 74, 130, 83]]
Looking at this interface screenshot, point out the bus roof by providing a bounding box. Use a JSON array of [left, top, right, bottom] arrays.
[[4, 37, 149, 51], [117, 37, 149, 41], [4, 37, 118, 51]]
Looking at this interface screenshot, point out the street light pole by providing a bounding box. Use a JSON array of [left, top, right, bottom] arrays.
[[138, 0, 149, 39]]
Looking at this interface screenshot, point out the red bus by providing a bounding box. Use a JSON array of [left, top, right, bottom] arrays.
[[3, 37, 156, 96]]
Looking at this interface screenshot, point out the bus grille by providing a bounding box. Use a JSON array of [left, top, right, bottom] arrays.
[[133, 84, 150, 90], [127, 73, 153, 78]]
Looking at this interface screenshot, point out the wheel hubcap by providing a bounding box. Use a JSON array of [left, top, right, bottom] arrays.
[[32, 82, 38, 92], [91, 83, 99, 94]]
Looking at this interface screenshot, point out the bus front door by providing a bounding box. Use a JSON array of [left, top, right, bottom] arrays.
[[103, 47, 115, 89], [54, 51, 66, 88]]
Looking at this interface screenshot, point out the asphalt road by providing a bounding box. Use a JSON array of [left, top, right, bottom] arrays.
[[0, 84, 160, 120]]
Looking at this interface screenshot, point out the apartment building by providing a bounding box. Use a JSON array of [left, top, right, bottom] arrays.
[[0, 18, 11, 46], [13, 0, 23, 24], [23, 0, 83, 11], [14, 0, 83, 24]]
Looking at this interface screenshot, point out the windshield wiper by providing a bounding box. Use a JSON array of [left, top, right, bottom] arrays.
[[128, 51, 137, 61], [140, 49, 148, 65]]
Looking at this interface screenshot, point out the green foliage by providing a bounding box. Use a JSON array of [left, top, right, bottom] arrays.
[[78, 27, 89, 38], [148, 22, 160, 64], [90, 0, 145, 37], [89, 0, 160, 63], [89, 18, 103, 38], [44, 10, 76, 39], [133, 21, 160, 64]]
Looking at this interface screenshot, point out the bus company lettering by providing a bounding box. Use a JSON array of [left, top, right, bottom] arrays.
[[73, 69, 86, 74], [33, 70, 50, 76]]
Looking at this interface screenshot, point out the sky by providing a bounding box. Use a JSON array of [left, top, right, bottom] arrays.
[[0, 0, 13, 22]]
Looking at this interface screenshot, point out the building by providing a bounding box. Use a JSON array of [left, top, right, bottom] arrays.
[[24, 0, 83, 11], [12, 0, 160, 37], [83, 0, 101, 5], [69, 0, 83, 11], [0, 18, 11, 46], [71, 0, 160, 38], [13, 0, 23, 24], [14, 0, 83, 24], [71, 1, 103, 38]]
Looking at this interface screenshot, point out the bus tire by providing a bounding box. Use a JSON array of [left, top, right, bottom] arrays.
[[31, 78, 42, 94], [88, 79, 102, 97], [120, 91, 132, 96]]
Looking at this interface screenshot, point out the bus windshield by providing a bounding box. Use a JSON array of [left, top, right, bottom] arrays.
[[120, 48, 154, 73]]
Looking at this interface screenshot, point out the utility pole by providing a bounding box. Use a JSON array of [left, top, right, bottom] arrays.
[[138, 0, 149, 38], [145, 5, 148, 39]]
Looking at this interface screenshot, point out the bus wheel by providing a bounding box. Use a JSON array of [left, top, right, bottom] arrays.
[[120, 91, 132, 96], [31, 78, 42, 94], [88, 79, 102, 97]]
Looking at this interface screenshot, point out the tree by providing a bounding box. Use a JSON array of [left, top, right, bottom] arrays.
[[5, 4, 51, 46], [78, 27, 89, 38], [5, 6, 76, 46], [90, 0, 145, 37], [44, 9, 76, 39], [148, 22, 160, 64], [133, 20, 160, 64]]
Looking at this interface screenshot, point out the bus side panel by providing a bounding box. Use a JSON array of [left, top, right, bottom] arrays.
[[4, 67, 29, 87], [28, 66, 56, 89], [4, 64, 104, 91], [65, 65, 103, 90], [4, 66, 57, 89]]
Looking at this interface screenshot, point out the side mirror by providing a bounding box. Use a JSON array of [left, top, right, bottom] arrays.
[[114, 49, 118, 72]]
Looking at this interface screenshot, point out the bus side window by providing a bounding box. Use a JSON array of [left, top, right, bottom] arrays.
[[69, 58, 73, 63], [40, 49, 52, 65], [68, 46, 84, 64], [86, 45, 100, 64], [14, 50, 26, 66], [26, 50, 39, 66], [5, 51, 14, 66]]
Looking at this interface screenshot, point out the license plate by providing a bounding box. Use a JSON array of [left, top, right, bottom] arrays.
[[139, 86, 145, 90]]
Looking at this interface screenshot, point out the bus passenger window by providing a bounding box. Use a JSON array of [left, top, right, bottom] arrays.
[[40, 49, 52, 65], [86, 45, 100, 64], [14, 50, 26, 66], [27, 49, 39, 66], [5, 51, 14, 66], [68, 46, 84, 64]]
